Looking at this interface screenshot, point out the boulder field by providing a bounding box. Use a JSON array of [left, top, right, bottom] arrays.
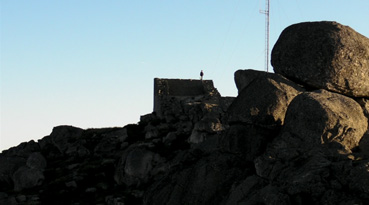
[[1, 21, 369, 204]]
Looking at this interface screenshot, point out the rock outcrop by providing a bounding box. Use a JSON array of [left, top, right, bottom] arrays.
[[228, 69, 304, 129], [1, 21, 369, 204], [283, 89, 367, 151], [272, 21, 369, 97]]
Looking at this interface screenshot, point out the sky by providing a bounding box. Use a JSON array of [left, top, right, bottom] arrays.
[[1, 0, 369, 151]]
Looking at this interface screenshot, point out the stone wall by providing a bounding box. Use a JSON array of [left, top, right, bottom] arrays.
[[153, 78, 220, 117]]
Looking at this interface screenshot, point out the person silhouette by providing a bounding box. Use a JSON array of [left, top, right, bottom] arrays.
[[200, 70, 204, 80]]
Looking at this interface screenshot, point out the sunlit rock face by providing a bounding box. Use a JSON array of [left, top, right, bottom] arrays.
[[1, 21, 369, 204], [282, 89, 367, 151], [272, 21, 369, 97]]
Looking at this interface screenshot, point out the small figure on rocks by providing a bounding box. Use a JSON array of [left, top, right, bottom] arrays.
[[200, 70, 204, 80]]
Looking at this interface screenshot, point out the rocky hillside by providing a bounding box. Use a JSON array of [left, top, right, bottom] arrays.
[[1, 21, 369, 205]]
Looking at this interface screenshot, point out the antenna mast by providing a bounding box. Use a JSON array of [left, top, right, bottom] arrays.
[[260, 0, 270, 72]]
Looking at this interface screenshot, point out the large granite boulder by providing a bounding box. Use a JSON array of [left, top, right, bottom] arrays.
[[114, 146, 165, 187], [283, 89, 367, 151], [8, 153, 47, 191], [12, 166, 44, 191], [228, 70, 304, 128], [0, 156, 26, 190], [38, 126, 84, 155], [252, 88, 368, 203], [26, 152, 47, 170], [0, 141, 41, 191], [234, 69, 286, 93], [271, 21, 369, 97]]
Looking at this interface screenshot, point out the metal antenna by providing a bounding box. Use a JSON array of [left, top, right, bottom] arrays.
[[260, 0, 270, 72]]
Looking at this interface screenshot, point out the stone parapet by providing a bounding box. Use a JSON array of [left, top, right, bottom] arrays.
[[153, 78, 221, 117]]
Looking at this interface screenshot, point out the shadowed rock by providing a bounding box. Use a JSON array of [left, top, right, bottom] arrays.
[[143, 152, 249, 205], [39, 125, 84, 155], [188, 116, 223, 144], [26, 152, 47, 170], [219, 124, 274, 161], [12, 166, 44, 191], [357, 98, 369, 157], [228, 70, 304, 129], [114, 146, 165, 187]]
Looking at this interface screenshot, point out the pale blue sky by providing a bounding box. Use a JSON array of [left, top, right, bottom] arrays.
[[1, 0, 369, 151]]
